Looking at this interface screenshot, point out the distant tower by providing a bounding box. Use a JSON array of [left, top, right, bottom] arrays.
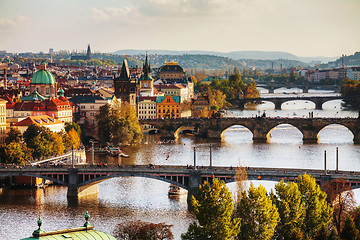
[[271, 62, 274, 70], [87, 44, 91, 59], [342, 54, 345, 68], [280, 64, 283, 70]]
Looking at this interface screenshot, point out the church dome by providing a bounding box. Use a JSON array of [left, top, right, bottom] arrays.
[[31, 62, 56, 85]]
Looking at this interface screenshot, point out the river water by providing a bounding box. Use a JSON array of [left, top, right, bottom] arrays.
[[1, 88, 360, 239]]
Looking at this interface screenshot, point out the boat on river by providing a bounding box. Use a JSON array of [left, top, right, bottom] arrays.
[[106, 147, 129, 158], [168, 184, 186, 196]]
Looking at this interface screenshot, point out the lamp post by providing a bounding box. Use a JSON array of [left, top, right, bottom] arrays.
[[324, 150, 327, 175], [194, 147, 196, 170], [209, 144, 212, 168]]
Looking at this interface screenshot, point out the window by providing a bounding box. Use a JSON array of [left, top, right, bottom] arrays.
[[90, 105, 95, 109]]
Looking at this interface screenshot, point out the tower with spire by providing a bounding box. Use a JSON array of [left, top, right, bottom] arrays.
[[114, 59, 137, 107], [139, 53, 154, 96], [87, 44, 91, 59]]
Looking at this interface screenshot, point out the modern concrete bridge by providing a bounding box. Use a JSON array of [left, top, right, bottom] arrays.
[[1, 165, 360, 207], [140, 117, 360, 143], [228, 95, 343, 110]]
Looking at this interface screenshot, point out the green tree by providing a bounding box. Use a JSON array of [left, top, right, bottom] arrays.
[[181, 178, 241, 240], [5, 128, 22, 144], [96, 104, 115, 145], [272, 180, 305, 240], [237, 183, 279, 240], [297, 173, 333, 239]]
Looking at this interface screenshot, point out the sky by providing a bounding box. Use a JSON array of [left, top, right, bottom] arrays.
[[0, 0, 359, 57]]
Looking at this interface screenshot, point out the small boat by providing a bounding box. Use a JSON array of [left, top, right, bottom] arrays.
[[168, 184, 185, 196], [106, 147, 129, 158]]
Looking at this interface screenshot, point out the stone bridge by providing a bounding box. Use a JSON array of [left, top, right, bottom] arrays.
[[2, 165, 360, 207], [228, 95, 343, 110], [139, 117, 360, 143]]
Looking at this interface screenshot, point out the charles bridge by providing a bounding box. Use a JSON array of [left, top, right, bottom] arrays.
[[139, 117, 360, 143], [228, 95, 343, 110]]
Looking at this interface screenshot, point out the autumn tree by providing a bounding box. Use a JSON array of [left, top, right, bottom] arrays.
[[181, 178, 241, 240], [5, 128, 22, 144], [323, 178, 356, 233], [272, 180, 305, 240], [236, 183, 279, 240], [65, 122, 81, 138], [207, 88, 229, 112], [113, 220, 174, 240], [0, 142, 32, 164], [96, 102, 142, 146], [340, 216, 360, 240], [297, 173, 333, 239]]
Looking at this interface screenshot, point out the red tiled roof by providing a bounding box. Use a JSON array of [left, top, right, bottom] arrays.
[[13, 115, 63, 127]]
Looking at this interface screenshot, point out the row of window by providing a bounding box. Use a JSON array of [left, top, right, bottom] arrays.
[[158, 109, 179, 113], [138, 105, 156, 109], [138, 111, 156, 115]]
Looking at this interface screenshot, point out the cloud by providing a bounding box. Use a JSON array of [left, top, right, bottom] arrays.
[[0, 15, 28, 32], [90, 0, 274, 22]]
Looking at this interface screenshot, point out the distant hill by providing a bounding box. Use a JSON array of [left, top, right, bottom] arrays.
[[112, 49, 337, 63], [319, 52, 360, 68], [112, 53, 309, 70]]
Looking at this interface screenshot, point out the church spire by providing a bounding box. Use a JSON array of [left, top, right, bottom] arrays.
[[87, 44, 91, 59], [119, 59, 130, 80], [142, 53, 152, 80]]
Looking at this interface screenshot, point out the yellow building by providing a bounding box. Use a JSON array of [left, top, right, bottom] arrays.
[[0, 98, 6, 143], [156, 96, 181, 119]]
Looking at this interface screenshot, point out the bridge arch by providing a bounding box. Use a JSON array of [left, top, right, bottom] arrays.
[[267, 123, 303, 143], [318, 124, 355, 143], [0, 173, 67, 186], [78, 173, 189, 190], [220, 124, 253, 141]]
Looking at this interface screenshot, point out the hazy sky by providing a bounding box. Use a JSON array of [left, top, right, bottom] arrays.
[[0, 0, 359, 57]]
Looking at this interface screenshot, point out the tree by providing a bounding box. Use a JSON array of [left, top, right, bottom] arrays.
[[96, 102, 142, 146], [68, 128, 81, 149], [181, 178, 241, 240], [0, 142, 32, 164], [272, 180, 305, 240], [113, 220, 174, 240], [65, 122, 81, 138], [207, 88, 229, 112], [236, 183, 279, 240], [5, 128, 22, 144], [96, 104, 114, 145], [297, 173, 333, 239], [323, 178, 356, 233], [340, 216, 360, 240]]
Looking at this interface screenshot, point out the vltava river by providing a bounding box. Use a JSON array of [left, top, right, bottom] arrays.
[[1, 88, 360, 239]]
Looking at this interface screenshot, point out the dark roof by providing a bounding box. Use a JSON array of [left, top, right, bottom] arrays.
[[68, 94, 107, 104], [159, 63, 184, 73]]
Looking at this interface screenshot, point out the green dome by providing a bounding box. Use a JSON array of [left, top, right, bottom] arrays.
[[31, 68, 56, 85]]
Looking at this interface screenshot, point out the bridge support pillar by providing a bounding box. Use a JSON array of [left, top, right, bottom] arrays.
[[320, 175, 332, 189], [67, 169, 79, 198], [253, 128, 268, 143], [315, 101, 323, 110], [302, 129, 318, 143], [187, 171, 202, 210], [207, 129, 223, 140], [274, 101, 282, 110], [159, 128, 177, 140]]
